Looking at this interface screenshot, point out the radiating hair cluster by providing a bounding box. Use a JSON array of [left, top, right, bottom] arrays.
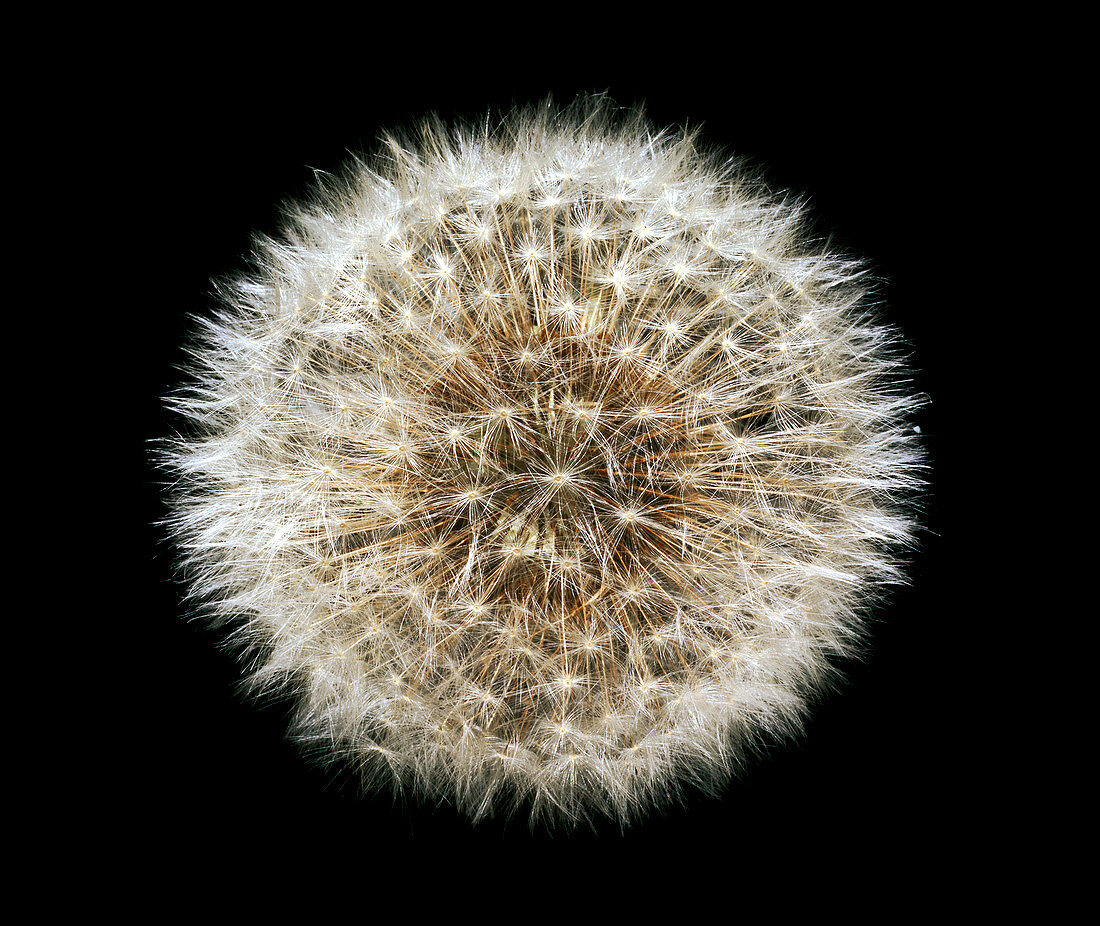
[[164, 99, 921, 825]]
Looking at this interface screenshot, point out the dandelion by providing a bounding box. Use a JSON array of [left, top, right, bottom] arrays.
[[163, 97, 922, 826]]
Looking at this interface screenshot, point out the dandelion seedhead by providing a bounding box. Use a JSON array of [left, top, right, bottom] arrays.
[[164, 98, 922, 826]]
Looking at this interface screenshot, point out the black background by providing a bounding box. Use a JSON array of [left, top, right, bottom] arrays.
[[116, 44, 987, 877]]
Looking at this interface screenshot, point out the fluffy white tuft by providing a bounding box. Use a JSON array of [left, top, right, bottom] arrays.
[[163, 98, 923, 826]]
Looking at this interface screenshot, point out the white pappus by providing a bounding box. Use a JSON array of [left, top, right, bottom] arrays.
[[163, 97, 923, 826]]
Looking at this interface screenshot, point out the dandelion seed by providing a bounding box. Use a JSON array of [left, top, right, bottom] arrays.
[[162, 97, 922, 827]]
